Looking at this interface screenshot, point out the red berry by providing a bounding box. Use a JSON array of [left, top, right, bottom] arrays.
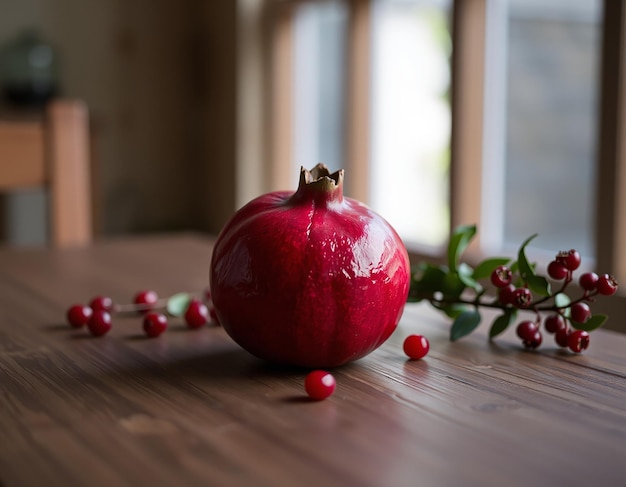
[[66, 304, 92, 328], [516, 320, 538, 341], [523, 330, 542, 350], [87, 310, 112, 336], [544, 314, 566, 334], [596, 274, 618, 296], [578, 272, 599, 291], [490, 266, 512, 288], [403, 335, 430, 360], [570, 302, 591, 324], [567, 329, 590, 353], [90, 295, 113, 312], [513, 288, 532, 308], [547, 260, 569, 280], [134, 290, 159, 313], [498, 284, 516, 305], [184, 299, 209, 329], [304, 370, 336, 400], [143, 312, 168, 338], [556, 249, 581, 271], [555, 328, 570, 347]]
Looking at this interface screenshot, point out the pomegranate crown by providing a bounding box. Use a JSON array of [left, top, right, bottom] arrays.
[[291, 164, 345, 205], [300, 163, 344, 188]]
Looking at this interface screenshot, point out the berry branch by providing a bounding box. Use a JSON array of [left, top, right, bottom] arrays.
[[408, 225, 619, 353], [66, 289, 217, 337]]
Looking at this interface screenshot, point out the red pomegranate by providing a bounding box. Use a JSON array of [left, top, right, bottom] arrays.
[[210, 164, 410, 368]]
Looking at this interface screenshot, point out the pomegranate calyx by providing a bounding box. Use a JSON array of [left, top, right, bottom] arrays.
[[291, 164, 344, 206]]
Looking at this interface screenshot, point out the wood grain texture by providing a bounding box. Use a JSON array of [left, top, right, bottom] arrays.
[[0, 234, 624, 487]]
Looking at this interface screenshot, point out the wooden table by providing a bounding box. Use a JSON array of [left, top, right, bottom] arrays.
[[1, 234, 624, 487]]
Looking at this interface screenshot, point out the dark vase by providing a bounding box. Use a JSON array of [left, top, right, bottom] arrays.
[[0, 29, 60, 107]]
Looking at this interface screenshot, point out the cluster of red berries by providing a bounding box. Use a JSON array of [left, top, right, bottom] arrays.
[[490, 249, 618, 353], [66, 289, 218, 338], [514, 319, 590, 353]]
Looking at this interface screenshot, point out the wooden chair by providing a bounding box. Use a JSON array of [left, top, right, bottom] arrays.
[[0, 99, 92, 246]]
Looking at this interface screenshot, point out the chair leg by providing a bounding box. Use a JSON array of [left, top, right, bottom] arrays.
[[47, 99, 92, 247]]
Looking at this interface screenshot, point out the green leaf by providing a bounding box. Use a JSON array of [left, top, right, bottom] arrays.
[[517, 233, 538, 280], [166, 292, 192, 316], [555, 293, 571, 318], [447, 225, 477, 273], [457, 262, 482, 292], [571, 314, 607, 332], [434, 303, 468, 319], [489, 309, 518, 339], [409, 264, 451, 302], [472, 257, 510, 280], [411, 264, 447, 294], [407, 263, 448, 302], [525, 275, 551, 297], [442, 271, 466, 299], [450, 309, 482, 341], [555, 293, 571, 308]]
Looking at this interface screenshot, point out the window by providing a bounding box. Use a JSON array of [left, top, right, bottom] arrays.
[[449, 0, 624, 288], [290, 0, 452, 249], [292, 0, 348, 184], [369, 0, 451, 249], [248, 0, 626, 329], [482, 0, 602, 260]]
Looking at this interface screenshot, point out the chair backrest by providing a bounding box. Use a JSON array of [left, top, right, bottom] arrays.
[[0, 99, 92, 246]]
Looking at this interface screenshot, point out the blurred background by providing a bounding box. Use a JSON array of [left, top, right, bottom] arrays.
[[0, 0, 222, 243], [0, 0, 616, 276]]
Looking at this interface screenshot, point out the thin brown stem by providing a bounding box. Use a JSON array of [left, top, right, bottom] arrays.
[[412, 288, 597, 316], [111, 291, 209, 315]]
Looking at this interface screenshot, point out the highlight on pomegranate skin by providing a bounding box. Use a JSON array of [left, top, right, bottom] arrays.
[[210, 164, 411, 368]]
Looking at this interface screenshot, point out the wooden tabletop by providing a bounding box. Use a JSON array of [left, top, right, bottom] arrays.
[[0, 234, 625, 487]]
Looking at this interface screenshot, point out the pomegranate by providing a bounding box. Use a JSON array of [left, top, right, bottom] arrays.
[[210, 164, 410, 368]]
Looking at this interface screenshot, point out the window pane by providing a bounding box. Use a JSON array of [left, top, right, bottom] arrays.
[[292, 0, 348, 185], [370, 0, 452, 248], [493, 0, 602, 258]]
